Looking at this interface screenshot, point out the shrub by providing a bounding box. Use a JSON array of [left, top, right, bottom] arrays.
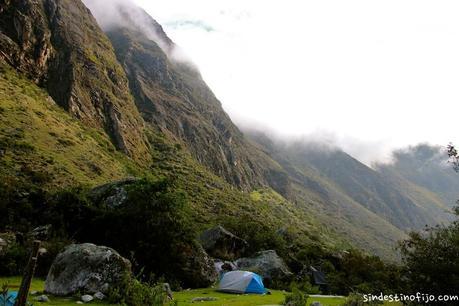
[[342, 293, 381, 306], [283, 284, 309, 306], [0, 243, 28, 276], [107, 273, 172, 306]]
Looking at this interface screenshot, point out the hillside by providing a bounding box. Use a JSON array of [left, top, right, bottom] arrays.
[[245, 130, 454, 237], [0, 0, 149, 162], [1, 0, 457, 265], [378, 144, 459, 210]]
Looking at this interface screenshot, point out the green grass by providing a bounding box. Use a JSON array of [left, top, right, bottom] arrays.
[[0, 62, 142, 190], [1, 278, 404, 306], [173, 288, 344, 306], [0, 277, 111, 306]]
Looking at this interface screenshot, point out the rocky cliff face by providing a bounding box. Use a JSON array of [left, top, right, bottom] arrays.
[[83, 2, 287, 190], [0, 0, 149, 162]]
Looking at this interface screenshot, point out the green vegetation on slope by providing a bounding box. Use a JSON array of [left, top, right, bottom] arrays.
[[0, 62, 141, 190]]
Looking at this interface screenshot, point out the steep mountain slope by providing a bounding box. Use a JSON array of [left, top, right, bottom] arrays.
[[82, 1, 288, 191], [284, 144, 446, 230], [0, 0, 149, 162], [0, 60, 344, 258], [378, 144, 459, 208], [2, 0, 456, 263], [0, 0, 338, 253], [0, 61, 139, 189], [246, 130, 453, 237]]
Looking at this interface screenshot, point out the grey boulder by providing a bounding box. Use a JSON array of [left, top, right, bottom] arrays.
[[180, 244, 218, 288], [200, 226, 248, 260], [34, 295, 50, 302], [89, 178, 138, 208], [93, 292, 105, 300], [81, 295, 94, 303], [235, 250, 293, 286], [45, 243, 131, 296]]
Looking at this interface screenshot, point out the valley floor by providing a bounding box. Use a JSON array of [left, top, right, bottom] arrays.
[[0, 277, 404, 306]]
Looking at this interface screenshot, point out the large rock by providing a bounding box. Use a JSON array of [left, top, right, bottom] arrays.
[[235, 250, 293, 286], [45, 243, 131, 296], [180, 244, 218, 288], [199, 226, 248, 260], [89, 178, 138, 208]]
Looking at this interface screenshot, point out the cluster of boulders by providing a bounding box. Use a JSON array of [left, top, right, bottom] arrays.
[[199, 225, 293, 287], [40, 225, 292, 300], [30, 291, 106, 304]]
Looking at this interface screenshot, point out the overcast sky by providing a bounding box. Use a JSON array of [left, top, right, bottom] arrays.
[[131, 0, 459, 164]]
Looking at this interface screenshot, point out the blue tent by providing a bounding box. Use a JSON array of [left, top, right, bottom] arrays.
[[218, 271, 266, 294], [0, 291, 18, 306]]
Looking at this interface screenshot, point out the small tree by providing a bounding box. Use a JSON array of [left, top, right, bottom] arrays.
[[399, 144, 459, 294], [447, 143, 459, 171]]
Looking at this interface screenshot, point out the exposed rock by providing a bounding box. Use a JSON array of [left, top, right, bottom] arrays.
[[200, 226, 248, 260], [180, 244, 218, 288], [0, 0, 150, 162], [235, 250, 293, 286], [45, 243, 131, 296], [162, 283, 173, 300], [310, 302, 322, 306], [214, 259, 237, 275], [93, 292, 105, 300], [89, 178, 138, 208], [29, 225, 52, 241], [103, 7, 287, 191], [81, 295, 94, 303], [191, 297, 218, 302], [34, 295, 50, 302]]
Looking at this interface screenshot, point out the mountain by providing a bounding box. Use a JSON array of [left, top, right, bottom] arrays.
[[0, 0, 149, 162], [245, 130, 454, 240], [281, 143, 448, 230], [377, 144, 458, 219], [82, 1, 288, 190], [1, 0, 457, 263]]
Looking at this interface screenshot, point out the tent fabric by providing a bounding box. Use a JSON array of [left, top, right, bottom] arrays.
[[218, 271, 266, 294], [0, 291, 18, 306]]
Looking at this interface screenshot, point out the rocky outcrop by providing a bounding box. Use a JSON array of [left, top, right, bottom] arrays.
[[235, 250, 293, 286], [95, 2, 288, 190], [200, 226, 248, 260], [89, 178, 138, 208], [214, 259, 237, 275], [179, 244, 218, 288], [0, 0, 150, 162], [45, 243, 131, 296]]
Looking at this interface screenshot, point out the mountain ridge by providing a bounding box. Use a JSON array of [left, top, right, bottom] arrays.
[[1, 0, 457, 262]]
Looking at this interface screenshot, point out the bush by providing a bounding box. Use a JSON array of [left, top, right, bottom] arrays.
[[283, 284, 309, 306], [342, 293, 381, 306], [293, 280, 320, 295], [107, 273, 175, 306], [0, 243, 28, 276], [325, 249, 403, 295], [399, 219, 459, 295]]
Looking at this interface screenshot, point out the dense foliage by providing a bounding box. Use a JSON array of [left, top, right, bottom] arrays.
[[399, 207, 459, 295], [0, 178, 200, 287]]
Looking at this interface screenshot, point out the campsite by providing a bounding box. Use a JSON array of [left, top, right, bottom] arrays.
[[2, 276, 405, 306], [1, 0, 459, 305]]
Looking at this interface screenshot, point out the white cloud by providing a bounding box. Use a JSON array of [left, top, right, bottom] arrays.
[[132, 0, 459, 164]]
